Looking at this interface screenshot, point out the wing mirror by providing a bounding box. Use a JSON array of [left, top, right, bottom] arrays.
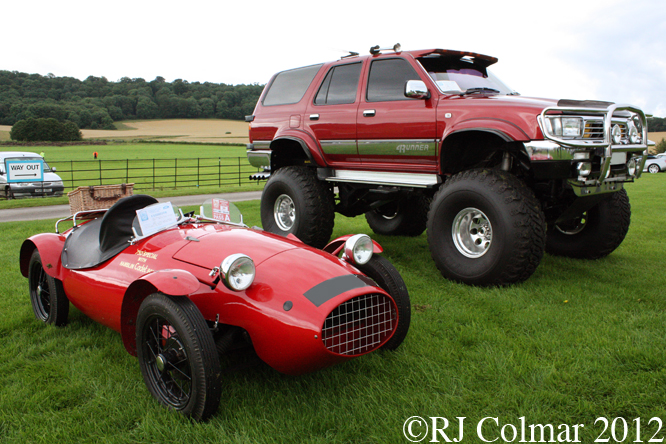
[[405, 80, 431, 99]]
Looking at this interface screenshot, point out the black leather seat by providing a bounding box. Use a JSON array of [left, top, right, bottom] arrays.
[[62, 194, 158, 269]]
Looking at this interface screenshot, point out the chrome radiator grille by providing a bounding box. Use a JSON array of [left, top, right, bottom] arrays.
[[583, 119, 627, 141], [322, 293, 396, 356]]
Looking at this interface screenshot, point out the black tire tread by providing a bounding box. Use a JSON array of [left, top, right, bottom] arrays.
[[355, 255, 410, 351], [137, 293, 221, 421], [28, 249, 69, 326], [261, 166, 334, 248], [546, 188, 630, 259], [427, 169, 546, 286], [365, 195, 430, 237]]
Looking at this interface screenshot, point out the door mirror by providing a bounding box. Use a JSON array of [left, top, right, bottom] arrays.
[[405, 80, 430, 99]]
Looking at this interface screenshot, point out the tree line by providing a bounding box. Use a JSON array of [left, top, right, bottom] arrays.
[[0, 70, 264, 130], [1, 69, 663, 133], [647, 117, 666, 132]]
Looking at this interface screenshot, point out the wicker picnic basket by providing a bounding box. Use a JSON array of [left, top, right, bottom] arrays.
[[67, 183, 134, 214]]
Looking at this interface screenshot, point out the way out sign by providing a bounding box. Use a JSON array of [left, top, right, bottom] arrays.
[[5, 159, 44, 183]]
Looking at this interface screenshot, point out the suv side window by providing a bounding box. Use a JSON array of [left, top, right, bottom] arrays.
[[366, 58, 420, 102], [314, 63, 362, 105], [262, 64, 323, 106]]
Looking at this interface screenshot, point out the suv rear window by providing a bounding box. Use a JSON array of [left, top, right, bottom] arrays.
[[314, 63, 362, 105], [262, 64, 323, 106]]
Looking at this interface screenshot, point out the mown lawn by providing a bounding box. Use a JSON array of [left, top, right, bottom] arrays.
[[0, 175, 665, 443]]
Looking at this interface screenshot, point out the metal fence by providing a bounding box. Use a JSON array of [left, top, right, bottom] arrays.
[[52, 157, 260, 192]]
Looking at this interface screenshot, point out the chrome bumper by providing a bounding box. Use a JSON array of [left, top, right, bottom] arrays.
[[528, 103, 648, 195]]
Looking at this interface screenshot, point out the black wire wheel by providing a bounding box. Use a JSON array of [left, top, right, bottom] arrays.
[[355, 255, 411, 351], [136, 293, 221, 421], [28, 249, 69, 326]]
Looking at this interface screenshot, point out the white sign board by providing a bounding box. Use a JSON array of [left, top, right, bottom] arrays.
[[5, 159, 44, 183], [135, 202, 178, 237], [211, 198, 232, 222]]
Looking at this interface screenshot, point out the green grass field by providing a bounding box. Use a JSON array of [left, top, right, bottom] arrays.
[[0, 143, 263, 210], [1, 175, 665, 443]]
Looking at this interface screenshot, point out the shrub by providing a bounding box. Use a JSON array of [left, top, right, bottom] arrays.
[[656, 138, 666, 154], [10, 117, 82, 142]]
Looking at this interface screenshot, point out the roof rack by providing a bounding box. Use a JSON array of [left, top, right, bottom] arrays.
[[369, 43, 401, 55]]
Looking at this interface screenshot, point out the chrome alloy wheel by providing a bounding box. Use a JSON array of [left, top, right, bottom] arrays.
[[274, 194, 296, 231], [452, 207, 492, 258]]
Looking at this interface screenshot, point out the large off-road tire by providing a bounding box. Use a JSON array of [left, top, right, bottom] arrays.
[[136, 293, 222, 421], [28, 249, 69, 326], [365, 195, 430, 237], [261, 166, 335, 248], [355, 255, 411, 351], [427, 169, 546, 286], [546, 189, 630, 259]]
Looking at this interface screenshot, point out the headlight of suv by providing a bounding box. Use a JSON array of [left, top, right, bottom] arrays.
[[545, 117, 583, 137]]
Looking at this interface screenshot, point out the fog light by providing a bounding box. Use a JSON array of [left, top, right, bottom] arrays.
[[577, 162, 592, 177], [627, 158, 637, 176], [628, 125, 640, 144], [611, 124, 622, 144]]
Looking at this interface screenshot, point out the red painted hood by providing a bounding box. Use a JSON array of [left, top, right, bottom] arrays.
[[172, 225, 305, 269], [439, 95, 559, 141]]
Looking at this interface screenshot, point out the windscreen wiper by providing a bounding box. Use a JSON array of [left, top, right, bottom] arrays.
[[460, 87, 501, 96]]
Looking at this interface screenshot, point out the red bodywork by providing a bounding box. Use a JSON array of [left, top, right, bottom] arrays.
[[249, 48, 554, 175], [20, 220, 398, 375]]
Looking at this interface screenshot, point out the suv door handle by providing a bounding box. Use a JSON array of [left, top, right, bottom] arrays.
[[363, 110, 376, 117], [309, 114, 320, 120]]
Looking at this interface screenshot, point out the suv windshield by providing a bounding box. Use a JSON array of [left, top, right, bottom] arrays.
[[417, 57, 515, 95]]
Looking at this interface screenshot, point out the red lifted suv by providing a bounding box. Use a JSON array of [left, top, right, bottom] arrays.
[[246, 44, 649, 286]]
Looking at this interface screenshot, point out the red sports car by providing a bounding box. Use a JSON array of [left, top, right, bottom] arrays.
[[19, 195, 410, 421]]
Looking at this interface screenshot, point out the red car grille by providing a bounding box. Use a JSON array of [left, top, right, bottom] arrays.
[[321, 293, 396, 356]]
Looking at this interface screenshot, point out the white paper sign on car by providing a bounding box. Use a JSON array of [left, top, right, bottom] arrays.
[[212, 199, 231, 222], [136, 202, 178, 237]]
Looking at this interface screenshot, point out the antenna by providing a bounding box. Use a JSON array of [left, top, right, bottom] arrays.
[[341, 51, 360, 59]]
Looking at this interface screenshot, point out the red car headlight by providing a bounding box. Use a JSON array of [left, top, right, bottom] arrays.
[[342, 234, 373, 266], [220, 254, 255, 291]]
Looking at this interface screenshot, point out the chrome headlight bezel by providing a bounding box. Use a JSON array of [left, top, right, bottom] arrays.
[[545, 116, 583, 138], [220, 253, 255, 291], [342, 234, 374, 266]]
